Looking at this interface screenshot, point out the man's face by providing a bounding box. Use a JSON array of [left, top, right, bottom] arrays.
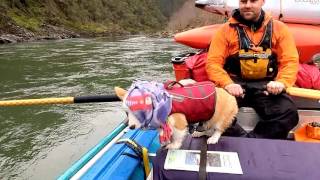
[[239, 0, 265, 21]]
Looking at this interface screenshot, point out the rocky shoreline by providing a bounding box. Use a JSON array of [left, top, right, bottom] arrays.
[[0, 0, 166, 44], [0, 18, 179, 44], [0, 0, 221, 44], [0, 9, 81, 44], [0, 19, 178, 44], [0, 14, 82, 44], [0, 26, 80, 44]]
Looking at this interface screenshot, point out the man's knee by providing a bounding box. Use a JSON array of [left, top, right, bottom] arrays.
[[283, 102, 299, 129]]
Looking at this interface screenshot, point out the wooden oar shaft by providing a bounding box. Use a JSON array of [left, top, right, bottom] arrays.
[[0, 87, 318, 107], [0, 95, 120, 107], [286, 87, 320, 99], [0, 97, 74, 106]]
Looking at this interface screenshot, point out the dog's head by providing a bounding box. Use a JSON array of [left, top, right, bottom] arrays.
[[114, 86, 141, 129], [115, 80, 172, 130]]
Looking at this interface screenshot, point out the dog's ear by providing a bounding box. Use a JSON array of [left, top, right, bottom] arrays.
[[114, 87, 127, 100]]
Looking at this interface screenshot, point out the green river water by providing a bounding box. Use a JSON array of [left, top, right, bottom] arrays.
[[0, 36, 190, 179]]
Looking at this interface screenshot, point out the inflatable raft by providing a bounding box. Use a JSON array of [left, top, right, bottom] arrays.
[[57, 98, 320, 179], [195, 0, 320, 25], [175, 1, 320, 63], [56, 2, 320, 179], [174, 23, 320, 63]]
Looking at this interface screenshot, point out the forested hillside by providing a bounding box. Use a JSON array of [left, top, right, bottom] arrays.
[[0, 0, 221, 43]]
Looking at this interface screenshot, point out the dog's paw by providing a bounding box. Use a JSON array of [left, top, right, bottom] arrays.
[[192, 131, 205, 138], [166, 142, 182, 149], [207, 136, 219, 144]]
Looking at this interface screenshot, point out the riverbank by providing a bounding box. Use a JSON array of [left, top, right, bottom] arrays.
[[0, 0, 222, 44], [0, 0, 169, 44], [0, 12, 81, 43], [0, 35, 191, 180]]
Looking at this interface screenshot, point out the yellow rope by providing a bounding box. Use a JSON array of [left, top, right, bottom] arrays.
[[117, 138, 151, 178], [0, 97, 74, 106], [142, 147, 151, 177]]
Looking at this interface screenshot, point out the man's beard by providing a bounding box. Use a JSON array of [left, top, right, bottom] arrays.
[[240, 11, 259, 21]]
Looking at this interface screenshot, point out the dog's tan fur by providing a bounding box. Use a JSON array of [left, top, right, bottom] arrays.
[[115, 80, 238, 149]]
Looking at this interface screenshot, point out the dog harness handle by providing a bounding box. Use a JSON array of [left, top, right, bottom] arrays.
[[165, 81, 184, 90]]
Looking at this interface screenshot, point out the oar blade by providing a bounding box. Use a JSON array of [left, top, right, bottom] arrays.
[[0, 94, 121, 107], [0, 97, 75, 107]]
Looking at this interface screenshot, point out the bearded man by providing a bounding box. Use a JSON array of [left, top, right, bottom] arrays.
[[206, 0, 299, 139]]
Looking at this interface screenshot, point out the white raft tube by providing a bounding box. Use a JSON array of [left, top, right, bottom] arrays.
[[195, 0, 320, 25]]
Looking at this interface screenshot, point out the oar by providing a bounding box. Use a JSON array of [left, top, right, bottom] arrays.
[[0, 87, 318, 107], [0, 95, 120, 107], [286, 87, 320, 100]]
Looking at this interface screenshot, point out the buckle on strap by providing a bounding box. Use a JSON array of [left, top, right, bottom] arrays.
[[117, 138, 151, 178]]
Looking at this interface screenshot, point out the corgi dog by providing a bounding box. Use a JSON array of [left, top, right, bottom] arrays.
[[115, 79, 238, 149]]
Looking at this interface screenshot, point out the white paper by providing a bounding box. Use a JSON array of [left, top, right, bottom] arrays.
[[164, 149, 243, 174]]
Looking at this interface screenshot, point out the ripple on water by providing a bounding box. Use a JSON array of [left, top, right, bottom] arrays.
[[0, 36, 192, 179]]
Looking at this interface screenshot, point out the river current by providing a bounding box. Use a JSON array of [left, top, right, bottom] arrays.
[[0, 36, 190, 179]]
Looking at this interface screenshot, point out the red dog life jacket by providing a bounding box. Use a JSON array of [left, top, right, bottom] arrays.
[[165, 81, 216, 123]]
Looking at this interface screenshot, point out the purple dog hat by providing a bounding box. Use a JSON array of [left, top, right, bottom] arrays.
[[124, 80, 172, 129]]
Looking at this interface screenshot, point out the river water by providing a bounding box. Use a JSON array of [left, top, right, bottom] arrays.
[[0, 36, 190, 179]]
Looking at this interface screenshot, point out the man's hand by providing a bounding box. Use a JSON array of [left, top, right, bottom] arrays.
[[224, 83, 244, 97], [266, 81, 285, 95]]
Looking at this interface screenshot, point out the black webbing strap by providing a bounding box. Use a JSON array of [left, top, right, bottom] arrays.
[[236, 25, 251, 50], [259, 20, 273, 50], [116, 139, 151, 179], [235, 20, 273, 51], [199, 137, 208, 180]]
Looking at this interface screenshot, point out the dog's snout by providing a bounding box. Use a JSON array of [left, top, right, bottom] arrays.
[[129, 124, 136, 129]]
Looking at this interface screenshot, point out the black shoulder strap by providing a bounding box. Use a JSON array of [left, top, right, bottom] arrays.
[[259, 20, 273, 50], [233, 20, 273, 50], [235, 25, 251, 50]]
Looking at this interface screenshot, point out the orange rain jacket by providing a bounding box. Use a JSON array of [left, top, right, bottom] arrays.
[[206, 13, 299, 88]]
